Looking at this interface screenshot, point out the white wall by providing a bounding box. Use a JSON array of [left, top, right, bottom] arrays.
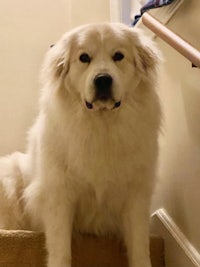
[[150, 0, 200, 253], [0, 0, 110, 156]]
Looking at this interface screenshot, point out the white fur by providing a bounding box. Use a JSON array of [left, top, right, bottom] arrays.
[[0, 23, 161, 267]]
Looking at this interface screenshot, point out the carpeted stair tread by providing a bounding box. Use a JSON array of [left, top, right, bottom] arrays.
[[0, 230, 165, 267]]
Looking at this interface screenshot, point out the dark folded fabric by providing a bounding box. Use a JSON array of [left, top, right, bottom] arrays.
[[133, 0, 176, 25]]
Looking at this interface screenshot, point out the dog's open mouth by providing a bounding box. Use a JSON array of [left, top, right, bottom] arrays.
[[85, 100, 121, 110]]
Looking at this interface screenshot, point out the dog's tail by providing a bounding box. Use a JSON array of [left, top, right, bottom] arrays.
[[0, 152, 31, 230]]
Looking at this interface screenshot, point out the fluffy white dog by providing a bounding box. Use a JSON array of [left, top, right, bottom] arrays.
[[0, 23, 161, 267]]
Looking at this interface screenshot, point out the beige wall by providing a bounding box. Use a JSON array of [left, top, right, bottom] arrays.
[[0, 0, 110, 156], [68, 0, 110, 28], [151, 0, 200, 253]]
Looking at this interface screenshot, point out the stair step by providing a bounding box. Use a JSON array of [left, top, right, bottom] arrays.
[[0, 230, 165, 267]]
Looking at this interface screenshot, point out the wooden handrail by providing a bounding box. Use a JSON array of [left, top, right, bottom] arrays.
[[142, 13, 200, 68]]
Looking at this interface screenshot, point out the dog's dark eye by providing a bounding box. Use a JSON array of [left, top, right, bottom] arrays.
[[113, 52, 124, 62], [79, 53, 91, 63]]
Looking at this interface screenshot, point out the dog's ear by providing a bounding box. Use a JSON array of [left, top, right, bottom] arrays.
[[51, 46, 68, 79], [41, 32, 74, 88], [135, 44, 159, 73], [131, 29, 162, 77]]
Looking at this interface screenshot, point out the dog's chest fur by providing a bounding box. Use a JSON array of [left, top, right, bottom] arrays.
[[34, 92, 159, 235], [50, 105, 151, 183]]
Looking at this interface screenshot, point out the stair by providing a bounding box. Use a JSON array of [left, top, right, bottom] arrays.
[[0, 230, 165, 267]]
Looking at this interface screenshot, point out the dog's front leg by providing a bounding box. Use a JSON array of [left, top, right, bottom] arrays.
[[42, 182, 75, 267], [122, 191, 152, 267], [45, 202, 74, 267]]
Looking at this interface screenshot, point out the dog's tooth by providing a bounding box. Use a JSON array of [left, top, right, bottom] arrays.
[[114, 101, 121, 108], [85, 101, 93, 109]]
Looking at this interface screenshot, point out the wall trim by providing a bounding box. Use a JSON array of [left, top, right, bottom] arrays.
[[109, 0, 122, 22], [109, 0, 131, 24], [151, 209, 200, 267], [149, 0, 184, 25]]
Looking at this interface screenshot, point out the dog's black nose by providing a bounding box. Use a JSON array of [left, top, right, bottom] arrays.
[[94, 74, 113, 101]]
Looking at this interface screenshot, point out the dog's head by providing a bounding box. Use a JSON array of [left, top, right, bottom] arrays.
[[41, 23, 160, 111]]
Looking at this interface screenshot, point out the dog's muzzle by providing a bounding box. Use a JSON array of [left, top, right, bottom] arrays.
[[94, 73, 113, 101], [85, 73, 121, 110], [85, 100, 121, 110]]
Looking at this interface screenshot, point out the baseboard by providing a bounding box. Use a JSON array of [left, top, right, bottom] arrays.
[[151, 208, 200, 267]]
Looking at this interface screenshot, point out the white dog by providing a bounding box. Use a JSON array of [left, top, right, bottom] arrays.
[[0, 23, 161, 267]]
